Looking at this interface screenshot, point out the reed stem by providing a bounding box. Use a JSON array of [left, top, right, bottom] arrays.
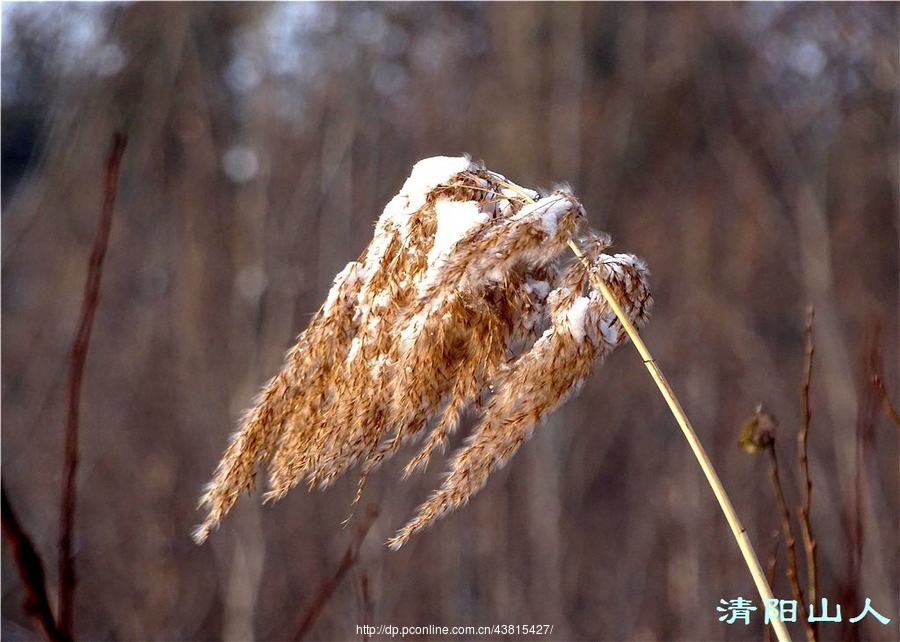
[[567, 240, 792, 642]]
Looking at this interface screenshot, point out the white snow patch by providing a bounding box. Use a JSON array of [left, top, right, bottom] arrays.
[[609, 253, 638, 268], [323, 261, 364, 312], [377, 194, 415, 239], [346, 336, 363, 363], [541, 209, 558, 235], [605, 253, 647, 276], [400, 156, 472, 210], [565, 296, 591, 343], [373, 290, 393, 310], [430, 199, 487, 260], [345, 262, 366, 287], [524, 279, 551, 301], [599, 315, 618, 348], [399, 313, 426, 347], [418, 199, 488, 295], [518, 194, 573, 235], [361, 219, 397, 272], [374, 156, 473, 241]]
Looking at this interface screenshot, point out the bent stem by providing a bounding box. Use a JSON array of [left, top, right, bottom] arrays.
[[567, 240, 792, 642]]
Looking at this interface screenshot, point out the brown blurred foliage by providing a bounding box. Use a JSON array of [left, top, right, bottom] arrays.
[[2, 3, 897, 640]]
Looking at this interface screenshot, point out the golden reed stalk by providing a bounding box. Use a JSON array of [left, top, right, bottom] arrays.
[[568, 239, 792, 642]]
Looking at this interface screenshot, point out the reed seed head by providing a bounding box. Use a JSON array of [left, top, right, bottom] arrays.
[[193, 156, 651, 547]]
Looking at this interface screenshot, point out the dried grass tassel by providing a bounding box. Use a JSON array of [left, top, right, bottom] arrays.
[[193, 156, 651, 548]]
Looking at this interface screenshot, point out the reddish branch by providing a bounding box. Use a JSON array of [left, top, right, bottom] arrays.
[[1, 482, 67, 642], [797, 306, 818, 641], [764, 540, 779, 642], [292, 508, 379, 640], [766, 438, 811, 635], [57, 132, 127, 639]]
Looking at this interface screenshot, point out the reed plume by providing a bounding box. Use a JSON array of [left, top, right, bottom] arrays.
[[193, 156, 651, 547]]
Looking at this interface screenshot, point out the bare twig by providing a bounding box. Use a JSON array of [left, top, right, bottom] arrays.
[[567, 239, 792, 642], [766, 434, 812, 638], [739, 408, 811, 636], [292, 508, 379, 640], [2, 482, 67, 642], [797, 307, 818, 641], [58, 132, 127, 639], [765, 539, 780, 642]]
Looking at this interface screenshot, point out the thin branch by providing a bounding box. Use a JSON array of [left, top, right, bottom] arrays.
[[765, 539, 780, 642], [567, 239, 792, 642], [767, 441, 813, 639], [292, 508, 379, 641], [2, 482, 67, 642], [797, 306, 818, 641], [58, 132, 127, 639]]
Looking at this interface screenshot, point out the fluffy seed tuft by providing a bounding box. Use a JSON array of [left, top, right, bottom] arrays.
[[194, 157, 651, 547]]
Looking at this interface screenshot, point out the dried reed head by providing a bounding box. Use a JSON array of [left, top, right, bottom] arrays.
[[193, 156, 651, 547]]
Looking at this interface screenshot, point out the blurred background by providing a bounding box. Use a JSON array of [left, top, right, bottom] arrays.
[[2, 3, 897, 641]]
